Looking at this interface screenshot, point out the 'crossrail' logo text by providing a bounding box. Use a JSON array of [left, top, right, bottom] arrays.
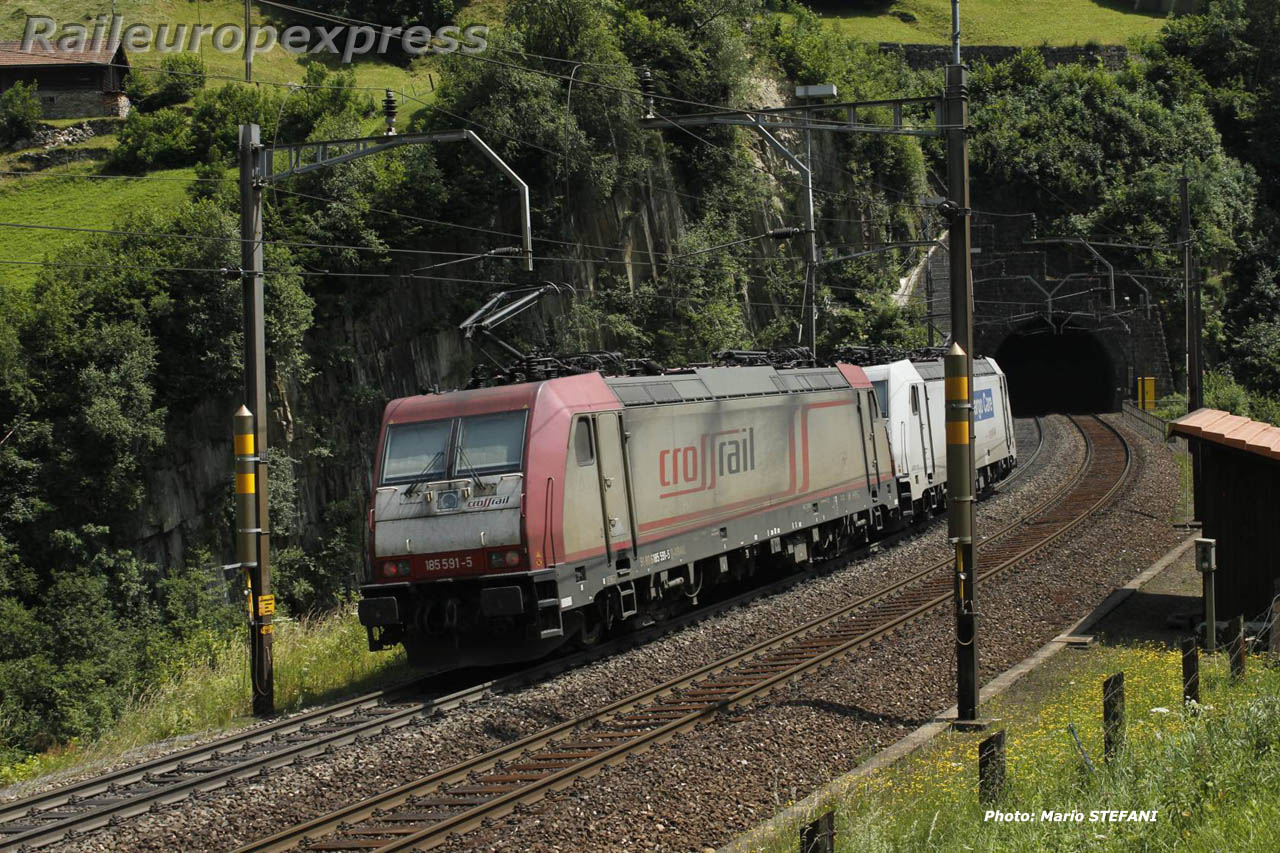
[[658, 427, 755, 497]]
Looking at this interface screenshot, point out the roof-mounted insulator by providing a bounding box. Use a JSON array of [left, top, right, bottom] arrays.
[[383, 90, 398, 136], [640, 68, 655, 119]]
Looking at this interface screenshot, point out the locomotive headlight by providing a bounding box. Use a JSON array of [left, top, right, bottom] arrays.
[[488, 550, 521, 569], [382, 560, 412, 578]]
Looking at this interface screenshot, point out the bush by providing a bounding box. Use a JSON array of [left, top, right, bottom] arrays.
[[108, 107, 195, 172], [1155, 368, 1280, 425], [126, 53, 207, 113], [0, 80, 42, 146], [123, 70, 158, 110]]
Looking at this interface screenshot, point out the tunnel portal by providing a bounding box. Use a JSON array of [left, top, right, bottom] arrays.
[[993, 322, 1116, 415]]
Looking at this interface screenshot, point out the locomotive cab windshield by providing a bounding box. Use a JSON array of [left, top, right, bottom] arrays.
[[381, 410, 527, 487]]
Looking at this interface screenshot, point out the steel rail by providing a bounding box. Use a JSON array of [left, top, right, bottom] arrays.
[[4, 419, 1045, 851], [237, 415, 1126, 853], [0, 679, 425, 818], [994, 415, 1045, 492], [0, 495, 950, 852], [0, 670, 498, 851], [0, 581, 827, 853]]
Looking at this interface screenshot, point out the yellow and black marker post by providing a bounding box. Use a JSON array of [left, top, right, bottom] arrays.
[[945, 51, 980, 724], [945, 344, 978, 722], [235, 406, 273, 715]]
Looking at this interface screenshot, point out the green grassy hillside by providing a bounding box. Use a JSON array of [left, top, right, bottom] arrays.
[[809, 0, 1169, 46], [0, 163, 194, 291]]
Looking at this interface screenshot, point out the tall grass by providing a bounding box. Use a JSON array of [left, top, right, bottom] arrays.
[[754, 645, 1280, 852], [1, 608, 409, 786], [810, 0, 1168, 47]]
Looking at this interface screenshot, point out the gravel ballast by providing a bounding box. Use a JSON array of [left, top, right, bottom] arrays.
[[44, 415, 1183, 853]]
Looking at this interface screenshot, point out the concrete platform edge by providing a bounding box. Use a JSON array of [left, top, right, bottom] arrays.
[[717, 534, 1198, 853]]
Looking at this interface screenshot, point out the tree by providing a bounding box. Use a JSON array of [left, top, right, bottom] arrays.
[[0, 80, 41, 146], [1140, 1, 1280, 397]]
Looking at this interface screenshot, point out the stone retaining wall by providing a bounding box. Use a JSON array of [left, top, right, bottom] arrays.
[[35, 89, 128, 120]]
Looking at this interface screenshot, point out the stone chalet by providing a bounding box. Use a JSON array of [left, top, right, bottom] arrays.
[[0, 42, 129, 119]]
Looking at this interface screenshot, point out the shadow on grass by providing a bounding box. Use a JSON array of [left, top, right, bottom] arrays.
[[282, 655, 419, 714], [805, 0, 899, 21], [1089, 0, 1173, 20]]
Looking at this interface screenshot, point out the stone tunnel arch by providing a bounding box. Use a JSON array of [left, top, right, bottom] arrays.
[[988, 320, 1120, 415]]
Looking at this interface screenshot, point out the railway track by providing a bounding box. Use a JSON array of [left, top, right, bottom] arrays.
[[0, 583, 818, 853], [234, 415, 1125, 853], [0, 668, 501, 851], [1, 420, 1047, 852], [1001, 415, 1045, 489]]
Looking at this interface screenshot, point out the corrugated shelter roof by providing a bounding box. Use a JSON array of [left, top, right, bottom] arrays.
[[1169, 408, 1280, 461], [0, 42, 119, 68]]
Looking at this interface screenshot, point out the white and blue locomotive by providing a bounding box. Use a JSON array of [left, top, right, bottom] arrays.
[[863, 356, 1017, 522]]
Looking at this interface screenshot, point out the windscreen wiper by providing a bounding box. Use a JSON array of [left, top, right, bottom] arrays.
[[404, 450, 446, 496], [454, 444, 485, 490]]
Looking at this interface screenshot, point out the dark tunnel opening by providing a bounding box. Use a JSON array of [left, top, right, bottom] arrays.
[[993, 323, 1115, 415]]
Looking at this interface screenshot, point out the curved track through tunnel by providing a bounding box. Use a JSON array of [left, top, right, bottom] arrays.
[[994, 321, 1115, 415]]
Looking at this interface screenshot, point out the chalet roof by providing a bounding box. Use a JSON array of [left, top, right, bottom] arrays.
[[0, 42, 122, 69], [1169, 407, 1280, 462]]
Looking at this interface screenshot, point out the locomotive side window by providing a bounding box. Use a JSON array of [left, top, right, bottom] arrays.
[[871, 380, 888, 412], [381, 419, 452, 483], [574, 417, 595, 466], [910, 385, 920, 415], [454, 411, 527, 476]]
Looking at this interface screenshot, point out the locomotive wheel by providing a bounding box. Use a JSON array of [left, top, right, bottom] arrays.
[[577, 599, 607, 648], [403, 638, 432, 667], [601, 594, 617, 634]]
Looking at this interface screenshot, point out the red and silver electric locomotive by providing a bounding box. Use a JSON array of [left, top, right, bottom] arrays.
[[358, 362, 899, 666]]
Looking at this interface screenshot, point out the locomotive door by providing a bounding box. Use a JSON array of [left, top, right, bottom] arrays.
[[1001, 375, 1014, 452], [914, 383, 935, 481], [856, 390, 882, 498], [565, 416, 608, 560], [593, 412, 635, 559]]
